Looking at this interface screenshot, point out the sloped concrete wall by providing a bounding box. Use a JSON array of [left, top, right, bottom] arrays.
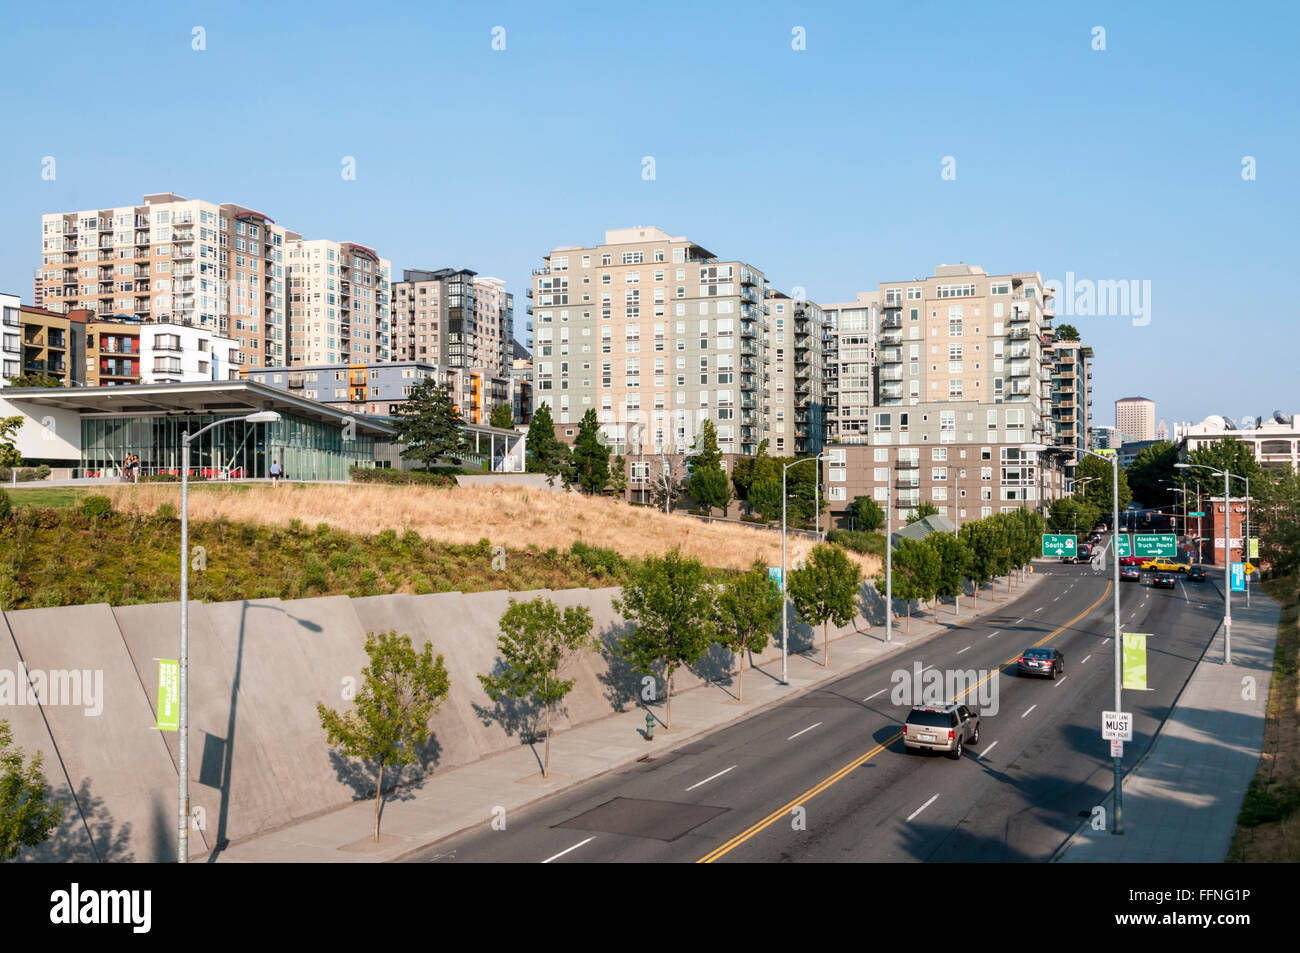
[[4, 583, 883, 861]]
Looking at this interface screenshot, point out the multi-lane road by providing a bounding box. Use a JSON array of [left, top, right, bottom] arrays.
[[408, 554, 1229, 863]]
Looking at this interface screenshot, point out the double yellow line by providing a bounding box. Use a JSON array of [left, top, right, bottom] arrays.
[[696, 581, 1114, 863]]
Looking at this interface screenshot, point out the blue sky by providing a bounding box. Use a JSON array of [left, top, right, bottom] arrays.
[[1, 0, 1296, 427]]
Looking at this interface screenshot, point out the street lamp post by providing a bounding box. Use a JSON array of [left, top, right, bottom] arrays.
[[780, 453, 830, 684], [1025, 442, 1124, 834], [177, 409, 280, 863]]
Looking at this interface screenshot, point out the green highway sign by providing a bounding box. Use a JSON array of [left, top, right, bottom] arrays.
[[1134, 533, 1176, 558], [1042, 534, 1076, 558], [1115, 534, 1133, 557]]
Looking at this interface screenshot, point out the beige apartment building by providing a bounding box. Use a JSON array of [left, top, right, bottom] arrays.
[[1116, 396, 1156, 442], [40, 193, 290, 369], [18, 305, 86, 384], [284, 239, 392, 366], [84, 318, 141, 386], [1049, 337, 1093, 482], [390, 269, 513, 376], [531, 226, 770, 457], [767, 291, 827, 456]]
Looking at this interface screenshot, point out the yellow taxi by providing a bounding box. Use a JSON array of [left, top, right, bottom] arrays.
[[1140, 558, 1189, 573]]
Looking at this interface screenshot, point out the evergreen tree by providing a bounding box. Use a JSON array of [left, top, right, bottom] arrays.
[[688, 420, 731, 516], [571, 408, 610, 494], [392, 378, 464, 468], [526, 402, 571, 485], [489, 403, 514, 430]]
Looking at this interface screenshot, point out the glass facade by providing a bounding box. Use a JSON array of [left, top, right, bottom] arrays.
[[80, 412, 379, 480]]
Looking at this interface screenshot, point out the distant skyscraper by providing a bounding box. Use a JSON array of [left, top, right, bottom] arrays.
[[1155, 418, 1169, 440], [1116, 396, 1156, 442]]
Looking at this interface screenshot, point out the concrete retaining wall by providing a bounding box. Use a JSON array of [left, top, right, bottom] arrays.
[[4, 580, 889, 861]]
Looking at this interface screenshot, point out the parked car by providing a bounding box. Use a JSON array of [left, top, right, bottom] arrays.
[[1152, 571, 1177, 589], [1121, 566, 1141, 582], [1092, 524, 1109, 535], [1186, 566, 1206, 582], [902, 704, 980, 759], [1062, 542, 1094, 564], [1017, 646, 1064, 679]]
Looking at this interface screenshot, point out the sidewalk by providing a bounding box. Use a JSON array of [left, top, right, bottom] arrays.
[[1054, 578, 1280, 863], [215, 572, 1045, 862]]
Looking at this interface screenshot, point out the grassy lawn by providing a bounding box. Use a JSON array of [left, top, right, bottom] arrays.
[[1227, 574, 1300, 862], [3, 486, 89, 508]]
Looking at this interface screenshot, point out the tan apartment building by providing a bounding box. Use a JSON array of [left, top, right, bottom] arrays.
[[84, 318, 141, 385], [284, 239, 392, 366], [19, 305, 87, 384], [767, 291, 827, 456], [531, 226, 770, 457], [473, 276, 514, 376], [390, 269, 513, 377], [39, 193, 290, 369], [820, 292, 878, 445], [1049, 337, 1093, 482], [1116, 396, 1156, 442]]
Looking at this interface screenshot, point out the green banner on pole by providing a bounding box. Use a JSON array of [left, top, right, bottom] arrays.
[[157, 659, 179, 732], [1249, 537, 1259, 559], [1122, 634, 1149, 691]]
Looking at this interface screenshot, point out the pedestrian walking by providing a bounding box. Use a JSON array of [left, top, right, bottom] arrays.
[[132, 454, 140, 484], [270, 460, 282, 487]]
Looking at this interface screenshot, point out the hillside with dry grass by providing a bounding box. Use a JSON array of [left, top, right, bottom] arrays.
[[103, 482, 880, 576]]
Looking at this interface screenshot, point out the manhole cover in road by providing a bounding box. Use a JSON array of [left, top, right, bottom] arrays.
[[557, 797, 728, 841]]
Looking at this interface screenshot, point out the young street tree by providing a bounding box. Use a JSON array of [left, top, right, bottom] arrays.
[[0, 720, 62, 861], [714, 561, 782, 701], [0, 416, 25, 468], [925, 531, 970, 614], [877, 536, 939, 632], [317, 630, 451, 842], [688, 420, 731, 516], [478, 597, 596, 778], [392, 378, 464, 468], [489, 403, 514, 430], [789, 543, 862, 667], [525, 402, 571, 486], [614, 549, 716, 729], [571, 408, 610, 494]]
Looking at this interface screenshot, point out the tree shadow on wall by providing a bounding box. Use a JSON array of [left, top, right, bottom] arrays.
[[595, 619, 643, 713], [20, 776, 135, 863]]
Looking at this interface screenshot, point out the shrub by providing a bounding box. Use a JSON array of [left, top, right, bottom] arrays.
[[570, 540, 624, 577], [347, 466, 457, 487], [0, 490, 11, 524], [827, 529, 886, 558], [37, 464, 51, 479], [79, 496, 114, 521]]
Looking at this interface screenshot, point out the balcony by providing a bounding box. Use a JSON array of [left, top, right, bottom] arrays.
[[880, 330, 903, 346], [881, 315, 903, 330], [1006, 362, 1031, 377], [1009, 309, 1030, 324], [878, 368, 903, 382], [895, 458, 920, 470], [1006, 328, 1031, 341], [879, 347, 902, 364], [880, 383, 903, 401], [882, 298, 904, 309]]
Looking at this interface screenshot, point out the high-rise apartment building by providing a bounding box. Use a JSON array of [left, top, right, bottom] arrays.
[[1, 293, 20, 383], [284, 239, 391, 366], [390, 269, 513, 376], [1115, 396, 1156, 442], [819, 292, 878, 445], [1049, 337, 1093, 479], [531, 226, 769, 457], [39, 193, 290, 369], [767, 291, 826, 455]]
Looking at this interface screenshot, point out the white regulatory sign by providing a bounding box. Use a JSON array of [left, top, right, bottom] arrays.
[[1110, 739, 1124, 758], [1102, 710, 1133, 741]]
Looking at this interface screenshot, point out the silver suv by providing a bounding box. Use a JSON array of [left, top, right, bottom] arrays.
[[903, 704, 980, 759]]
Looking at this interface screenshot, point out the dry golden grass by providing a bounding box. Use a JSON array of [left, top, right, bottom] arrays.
[[103, 483, 881, 576]]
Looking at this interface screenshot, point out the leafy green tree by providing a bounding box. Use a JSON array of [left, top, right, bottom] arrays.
[[1049, 496, 1100, 536], [317, 631, 451, 841], [959, 520, 1002, 608], [489, 403, 514, 430], [877, 536, 940, 632], [571, 408, 610, 494], [731, 439, 769, 500], [906, 501, 940, 524], [848, 495, 885, 532], [688, 420, 731, 516], [6, 372, 61, 388], [478, 597, 596, 778], [1125, 440, 1180, 511], [1187, 437, 1263, 487], [714, 562, 782, 701], [525, 402, 571, 486], [1078, 454, 1132, 515], [1053, 324, 1080, 341], [748, 477, 783, 523], [925, 531, 970, 613], [392, 378, 464, 468], [1007, 508, 1046, 585], [614, 550, 716, 729], [1258, 469, 1300, 581], [788, 543, 862, 667], [0, 720, 63, 861], [0, 416, 24, 468]]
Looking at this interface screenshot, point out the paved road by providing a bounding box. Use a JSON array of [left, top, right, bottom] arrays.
[[406, 556, 1227, 863]]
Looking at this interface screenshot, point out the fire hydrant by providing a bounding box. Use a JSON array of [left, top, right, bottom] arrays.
[[645, 710, 655, 741]]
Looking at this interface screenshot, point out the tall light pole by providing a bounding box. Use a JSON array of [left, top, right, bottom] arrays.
[[780, 453, 829, 684], [1177, 462, 1236, 664], [178, 409, 280, 863], [1025, 442, 1124, 834]]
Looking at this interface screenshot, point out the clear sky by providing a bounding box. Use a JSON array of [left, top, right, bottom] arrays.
[[1, 0, 1296, 428]]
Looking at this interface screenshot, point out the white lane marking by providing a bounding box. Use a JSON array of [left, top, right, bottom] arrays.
[[1034, 607, 1043, 613], [907, 794, 940, 822], [542, 837, 595, 863], [919, 664, 935, 674], [1021, 704, 1037, 718], [1102, 638, 1111, 646], [987, 630, 999, 639], [864, 688, 888, 701], [977, 740, 999, 760], [1082, 654, 1091, 664], [1053, 596, 1060, 602], [957, 646, 970, 655], [787, 722, 823, 741], [1015, 618, 1024, 625], [685, 765, 737, 791], [1054, 675, 1069, 687]]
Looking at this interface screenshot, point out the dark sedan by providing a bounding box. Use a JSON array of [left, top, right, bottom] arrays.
[[1121, 566, 1141, 582], [1017, 647, 1064, 679], [1152, 571, 1177, 589], [1187, 566, 1207, 582]]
